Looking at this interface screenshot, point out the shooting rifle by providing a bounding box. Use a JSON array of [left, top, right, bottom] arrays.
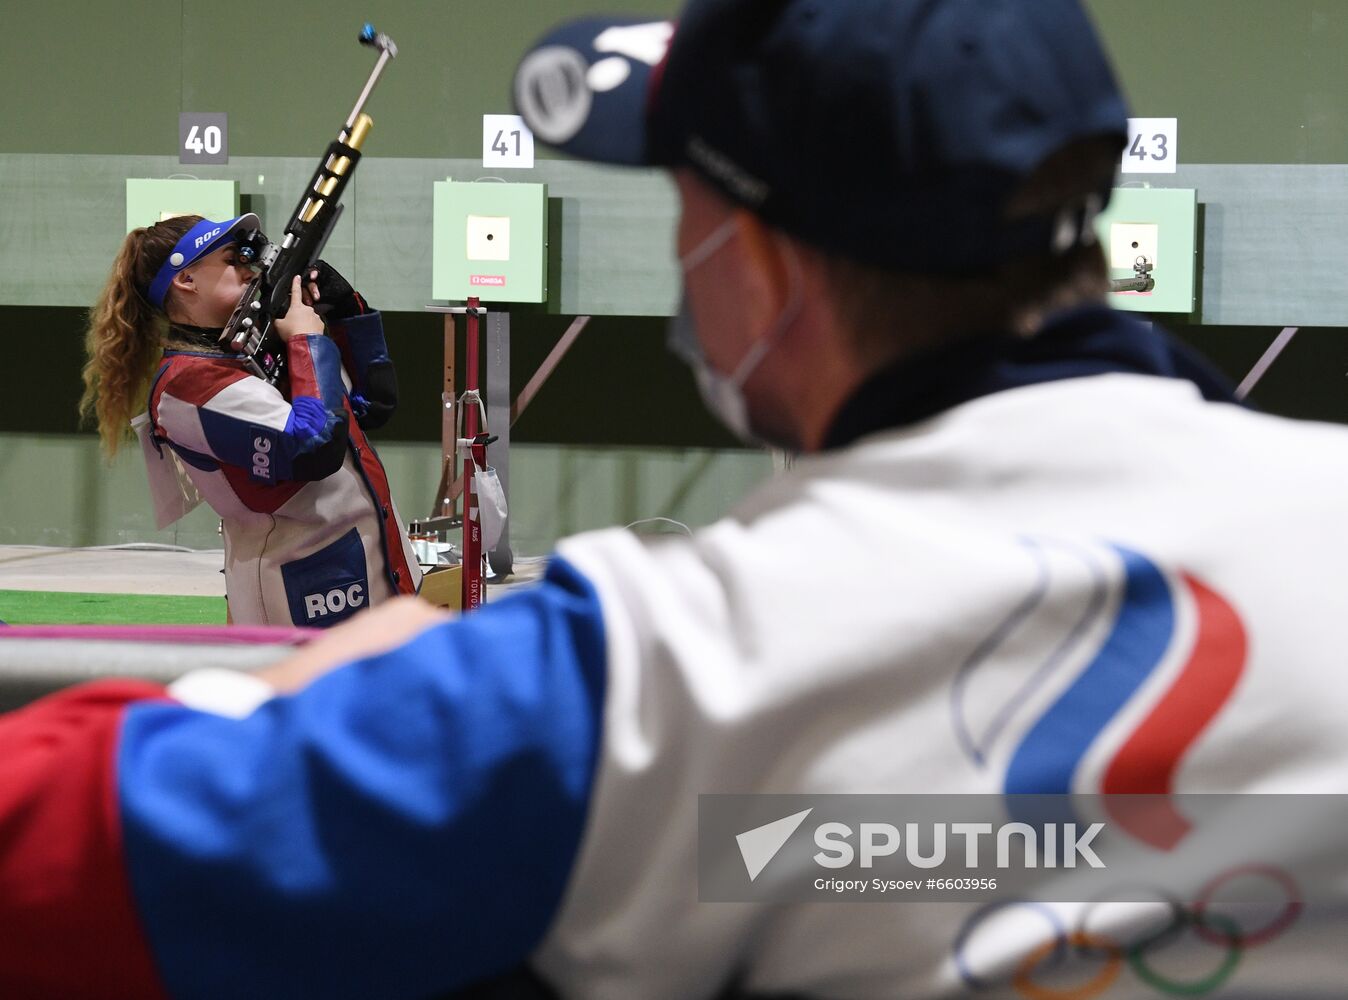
[[221, 24, 398, 384], [1110, 255, 1155, 294]]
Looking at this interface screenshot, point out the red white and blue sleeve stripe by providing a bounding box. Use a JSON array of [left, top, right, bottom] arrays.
[[327, 312, 391, 395], [327, 312, 398, 430], [0, 558, 607, 998], [153, 336, 349, 484]]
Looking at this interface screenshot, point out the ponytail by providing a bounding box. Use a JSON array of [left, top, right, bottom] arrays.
[[80, 215, 202, 455]]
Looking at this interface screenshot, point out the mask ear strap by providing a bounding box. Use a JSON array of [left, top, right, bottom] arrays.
[[729, 243, 804, 385], [680, 215, 740, 271]]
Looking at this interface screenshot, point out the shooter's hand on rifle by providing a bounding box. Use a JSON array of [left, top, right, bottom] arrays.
[[275, 276, 325, 342], [306, 260, 368, 319]]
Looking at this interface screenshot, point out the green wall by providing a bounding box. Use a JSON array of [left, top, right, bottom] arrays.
[[5, 1, 1346, 163], [0, 0, 680, 158], [0, 432, 772, 554], [1084, 1, 1348, 163], [5, 2, 1348, 324]]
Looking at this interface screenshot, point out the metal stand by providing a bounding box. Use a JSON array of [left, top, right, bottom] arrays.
[[462, 298, 485, 611], [420, 306, 593, 610], [486, 310, 513, 578], [437, 310, 459, 520], [1236, 327, 1300, 402], [425, 300, 487, 611]]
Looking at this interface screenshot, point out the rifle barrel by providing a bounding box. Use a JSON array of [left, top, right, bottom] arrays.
[[344, 44, 395, 136]]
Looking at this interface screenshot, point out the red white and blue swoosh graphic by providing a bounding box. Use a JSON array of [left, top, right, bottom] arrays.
[[952, 542, 1247, 850]]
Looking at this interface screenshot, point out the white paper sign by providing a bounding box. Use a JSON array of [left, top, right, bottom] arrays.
[[1122, 118, 1178, 174], [482, 114, 535, 169]]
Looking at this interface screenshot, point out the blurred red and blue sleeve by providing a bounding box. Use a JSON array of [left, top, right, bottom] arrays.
[[0, 558, 607, 999], [0, 679, 172, 996]]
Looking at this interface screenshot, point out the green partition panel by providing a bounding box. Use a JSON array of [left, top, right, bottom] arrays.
[[5, 2, 1348, 324], [1096, 188, 1198, 315], [432, 181, 548, 303]]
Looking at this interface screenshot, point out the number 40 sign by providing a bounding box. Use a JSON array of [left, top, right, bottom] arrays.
[[1122, 118, 1177, 175], [179, 112, 228, 165]]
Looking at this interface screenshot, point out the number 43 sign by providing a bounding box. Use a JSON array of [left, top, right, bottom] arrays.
[[1122, 118, 1178, 175]]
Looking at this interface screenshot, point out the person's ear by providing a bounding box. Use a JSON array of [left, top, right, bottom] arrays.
[[170, 270, 195, 296], [731, 209, 795, 338]]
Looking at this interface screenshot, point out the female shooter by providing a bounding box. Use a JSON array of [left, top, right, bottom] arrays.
[[80, 213, 420, 627]]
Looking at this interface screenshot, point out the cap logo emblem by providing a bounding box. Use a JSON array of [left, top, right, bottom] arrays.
[[193, 226, 222, 250], [515, 46, 593, 144], [587, 22, 673, 94], [592, 21, 673, 66], [587, 57, 631, 93]]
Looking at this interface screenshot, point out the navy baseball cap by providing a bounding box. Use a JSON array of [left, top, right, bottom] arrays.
[[145, 213, 261, 309], [513, 0, 1129, 273]]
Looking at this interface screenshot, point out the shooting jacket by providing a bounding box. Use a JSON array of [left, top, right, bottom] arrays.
[[146, 312, 420, 626]]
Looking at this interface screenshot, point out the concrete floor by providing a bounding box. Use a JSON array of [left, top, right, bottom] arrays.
[[0, 544, 228, 596]]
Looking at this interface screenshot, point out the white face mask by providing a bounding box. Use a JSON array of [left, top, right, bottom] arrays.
[[667, 216, 802, 445], [473, 461, 508, 551]]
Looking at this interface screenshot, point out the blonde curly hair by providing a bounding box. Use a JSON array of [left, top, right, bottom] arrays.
[[80, 215, 203, 455]]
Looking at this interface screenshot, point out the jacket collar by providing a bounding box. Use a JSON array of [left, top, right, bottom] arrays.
[[824, 305, 1240, 449]]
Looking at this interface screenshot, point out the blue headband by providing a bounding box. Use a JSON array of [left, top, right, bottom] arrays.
[[144, 213, 261, 309]]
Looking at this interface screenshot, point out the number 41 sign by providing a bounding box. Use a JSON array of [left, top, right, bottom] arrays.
[[1122, 118, 1177, 175], [482, 114, 535, 169]]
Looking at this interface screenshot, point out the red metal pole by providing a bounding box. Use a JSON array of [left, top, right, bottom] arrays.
[[462, 297, 483, 611]]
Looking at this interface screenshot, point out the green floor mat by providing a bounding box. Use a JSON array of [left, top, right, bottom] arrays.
[[0, 590, 227, 626]]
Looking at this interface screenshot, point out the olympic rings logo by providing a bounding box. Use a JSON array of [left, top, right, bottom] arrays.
[[953, 865, 1303, 998]]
